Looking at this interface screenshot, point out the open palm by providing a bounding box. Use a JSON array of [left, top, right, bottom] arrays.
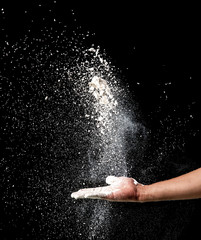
[[71, 176, 140, 202]]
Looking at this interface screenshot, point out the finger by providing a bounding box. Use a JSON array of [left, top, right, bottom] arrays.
[[71, 187, 112, 200], [83, 190, 111, 199], [71, 191, 82, 199], [85, 187, 121, 200], [105, 176, 120, 185], [71, 187, 100, 199], [71, 191, 104, 200]]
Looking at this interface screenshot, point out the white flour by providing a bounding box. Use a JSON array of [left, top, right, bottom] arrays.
[[69, 46, 143, 239], [89, 76, 117, 107]]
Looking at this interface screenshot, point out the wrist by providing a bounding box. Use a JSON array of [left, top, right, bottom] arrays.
[[136, 184, 154, 202]]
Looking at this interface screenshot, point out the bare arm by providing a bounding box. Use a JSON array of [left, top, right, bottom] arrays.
[[139, 167, 201, 202], [71, 168, 201, 202]]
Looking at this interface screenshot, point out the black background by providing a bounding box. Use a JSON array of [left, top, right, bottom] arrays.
[[1, 1, 200, 239]]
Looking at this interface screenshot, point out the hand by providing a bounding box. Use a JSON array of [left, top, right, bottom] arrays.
[[71, 176, 142, 202]]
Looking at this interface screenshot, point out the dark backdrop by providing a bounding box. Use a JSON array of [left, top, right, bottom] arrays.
[[0, 1, 200, 240]]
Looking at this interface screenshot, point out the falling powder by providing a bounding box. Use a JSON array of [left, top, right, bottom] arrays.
[[71, 49, 145, 239], [89, 76, 117, 107]]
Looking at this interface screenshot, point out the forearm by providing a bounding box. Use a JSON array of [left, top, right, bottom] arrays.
[[138, 168, 201, 202]]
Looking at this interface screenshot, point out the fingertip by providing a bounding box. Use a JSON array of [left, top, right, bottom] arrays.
[[71, 192, 78, 199]]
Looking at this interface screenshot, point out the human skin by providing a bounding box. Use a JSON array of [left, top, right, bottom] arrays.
[[71, 168, 201, 202]]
